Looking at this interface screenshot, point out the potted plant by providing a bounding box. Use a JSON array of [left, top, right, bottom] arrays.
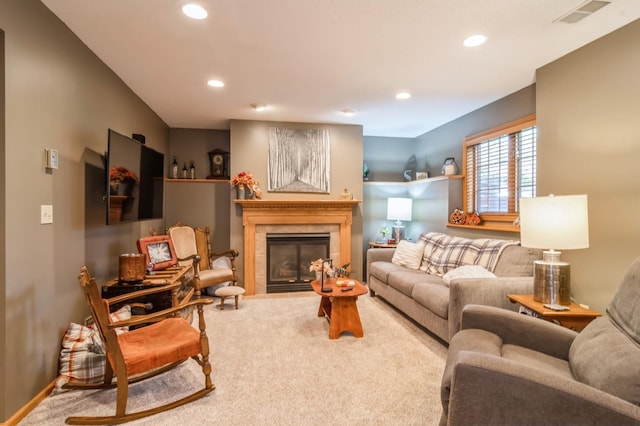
[[110, 166, 139, 196], [230, 171, 258, 199]]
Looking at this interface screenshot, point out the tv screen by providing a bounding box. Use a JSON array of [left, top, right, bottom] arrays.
[[107, 129, 164, 224]]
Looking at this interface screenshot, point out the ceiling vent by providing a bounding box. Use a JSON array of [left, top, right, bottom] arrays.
[[555, 0, 611, 24]]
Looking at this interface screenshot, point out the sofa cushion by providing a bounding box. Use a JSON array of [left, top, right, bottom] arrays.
[[569, 316, 640, 405], [411, 282, 450, 318], [443, 265, 496, 285], [492, 245, 539, 277], [369, 261, 404, 283], [386, 269, 435, 297], [391, 240, 425, 270]]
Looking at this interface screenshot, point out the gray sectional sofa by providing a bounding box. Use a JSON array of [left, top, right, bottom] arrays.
[[366, 232, 541, 343]]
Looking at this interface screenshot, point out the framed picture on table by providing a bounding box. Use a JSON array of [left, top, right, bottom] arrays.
[[136, 235, 177, 270]]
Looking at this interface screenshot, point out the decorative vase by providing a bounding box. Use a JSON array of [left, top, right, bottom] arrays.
[[236, 186, 245, 200], [110, 181, 134, 196], [442, 158, 459, 176]]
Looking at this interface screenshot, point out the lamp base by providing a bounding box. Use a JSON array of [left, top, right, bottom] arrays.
[[533, 259, 571, 305], [391, 225, 405, 242]]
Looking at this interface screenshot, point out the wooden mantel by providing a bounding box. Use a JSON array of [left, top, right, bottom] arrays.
[[235, 199, 361, 295]]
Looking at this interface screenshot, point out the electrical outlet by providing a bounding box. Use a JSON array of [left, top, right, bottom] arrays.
[[41, 205, 53, 224]]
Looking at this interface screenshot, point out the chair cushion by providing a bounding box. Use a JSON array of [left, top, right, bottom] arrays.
[[606, 257, 640, 345], [119, 317, 201, 376], [569, 316, 640, 405]]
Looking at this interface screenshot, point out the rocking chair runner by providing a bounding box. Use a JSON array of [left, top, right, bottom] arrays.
[[63, 267, 215, 425]]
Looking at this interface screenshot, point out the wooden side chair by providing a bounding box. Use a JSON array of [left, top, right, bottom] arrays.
[[168, 221, 244, 309], [63, 266, 215, 424]]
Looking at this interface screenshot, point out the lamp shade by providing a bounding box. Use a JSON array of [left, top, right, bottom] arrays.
[[387, 198, 413, 222], [519, 194, 589, 250]]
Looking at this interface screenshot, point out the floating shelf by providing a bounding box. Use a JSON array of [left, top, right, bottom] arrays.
[[164, 178, 229, 183]]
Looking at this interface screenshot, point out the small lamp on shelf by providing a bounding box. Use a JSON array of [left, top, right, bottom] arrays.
[[387, 198, 413, 242], [519, 194, 589, 305]]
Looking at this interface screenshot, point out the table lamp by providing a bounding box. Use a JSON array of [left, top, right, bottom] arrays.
[[519, 194, 589, 305], [387, 198, 413, 242]]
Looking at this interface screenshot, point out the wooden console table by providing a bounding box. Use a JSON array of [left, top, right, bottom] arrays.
[[102, 265, 194, 314]]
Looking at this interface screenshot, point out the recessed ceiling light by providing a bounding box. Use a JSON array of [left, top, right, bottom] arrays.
[[251, 103, 268, 112], [182, 4, 208, 20], [463, 34, 487, 47], [395, 92, 411, 100], [207, 79, 224, 88], [341, 109, 355, 117]]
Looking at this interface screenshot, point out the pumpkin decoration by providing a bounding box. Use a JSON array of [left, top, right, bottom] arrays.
[[449, 208, 466, 225], [465, 211, 481, 226]]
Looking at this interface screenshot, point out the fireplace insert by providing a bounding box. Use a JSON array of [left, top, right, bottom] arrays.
[[266, 233, 330, 293]]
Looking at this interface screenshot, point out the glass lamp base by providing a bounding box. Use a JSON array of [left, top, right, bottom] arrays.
[[533, 260, 571, 305]]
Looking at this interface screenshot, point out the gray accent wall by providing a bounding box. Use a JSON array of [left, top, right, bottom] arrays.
[[1, 0, 169, 420]]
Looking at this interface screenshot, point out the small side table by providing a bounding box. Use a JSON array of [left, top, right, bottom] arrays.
[[368, 241, 398, 248], [507, 294, 601, 332]]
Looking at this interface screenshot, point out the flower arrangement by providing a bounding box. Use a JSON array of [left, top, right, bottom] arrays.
[[309, 258, 331, 273], [309, 259, 351, 278], [230, 171, 258, 188], [109, 166, 139, 184], [378, 224, 390, 239]]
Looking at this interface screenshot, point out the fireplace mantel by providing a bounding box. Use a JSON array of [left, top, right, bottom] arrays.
[[235, 199, 361, 295]]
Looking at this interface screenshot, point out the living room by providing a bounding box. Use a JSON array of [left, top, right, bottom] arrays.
[[2, 0, 640, 423]]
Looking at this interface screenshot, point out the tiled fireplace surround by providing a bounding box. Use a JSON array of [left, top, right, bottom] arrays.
[[235, 200, 360, 295]]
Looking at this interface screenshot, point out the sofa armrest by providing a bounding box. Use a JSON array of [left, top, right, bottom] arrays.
[[366, 248, 396, 280], [448, 276, 533, 341], [459, 304, 577, 359], [445, 351, 640, 426]]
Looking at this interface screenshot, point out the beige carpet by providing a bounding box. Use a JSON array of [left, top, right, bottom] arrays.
[[20, 293, 447, 425]]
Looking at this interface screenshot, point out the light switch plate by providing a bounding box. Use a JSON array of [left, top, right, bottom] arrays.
[[41, 205, 53, 224], [45, 149, 59, 169]]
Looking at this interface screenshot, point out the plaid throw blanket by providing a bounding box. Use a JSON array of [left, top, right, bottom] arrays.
[[418, 232, 519, 276]]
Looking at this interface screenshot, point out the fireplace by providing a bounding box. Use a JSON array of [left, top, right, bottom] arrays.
[[235, 199, 360, 295], [266, 233, 330, 293]]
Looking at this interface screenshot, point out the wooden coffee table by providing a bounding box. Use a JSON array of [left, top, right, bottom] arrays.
[[311, 277, 368, 339]]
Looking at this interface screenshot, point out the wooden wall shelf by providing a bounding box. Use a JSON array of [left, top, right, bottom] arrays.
[[447, 222, 520, 233], [164, 178, 229, 183]]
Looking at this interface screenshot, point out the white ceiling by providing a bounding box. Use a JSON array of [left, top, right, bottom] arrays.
[[41, 0, 640, 137]]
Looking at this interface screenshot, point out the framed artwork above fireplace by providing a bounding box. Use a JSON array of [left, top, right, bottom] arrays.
[[267, 127, 330, 193]]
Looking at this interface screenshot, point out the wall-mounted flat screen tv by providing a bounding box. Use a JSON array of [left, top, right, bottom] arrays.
[[107, 129, 164, 224]]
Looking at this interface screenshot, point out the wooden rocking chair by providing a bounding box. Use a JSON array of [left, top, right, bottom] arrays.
[[63, 266, 215, 425]]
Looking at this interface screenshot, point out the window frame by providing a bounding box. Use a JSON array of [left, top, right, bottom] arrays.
[[461, 113, 536, 224]]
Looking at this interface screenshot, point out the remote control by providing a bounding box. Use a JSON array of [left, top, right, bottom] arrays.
[[341, 287, 353, 292], [543, 303, 570, 311]]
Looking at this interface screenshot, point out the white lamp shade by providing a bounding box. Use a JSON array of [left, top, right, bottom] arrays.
[[519, 194, 589, 250], [387, 198, 413, 222]]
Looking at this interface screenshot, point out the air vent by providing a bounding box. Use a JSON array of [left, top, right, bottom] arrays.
[[555, 0, 611, 24]]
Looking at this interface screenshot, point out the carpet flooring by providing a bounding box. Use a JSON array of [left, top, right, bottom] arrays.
[[20, 293, 447, 425]]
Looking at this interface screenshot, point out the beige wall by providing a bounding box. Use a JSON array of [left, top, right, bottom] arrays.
[[1, 1, 169, 420], [166, 128, 231, 253], [536, 19, 640, 313], [229, 120, 364, 283]]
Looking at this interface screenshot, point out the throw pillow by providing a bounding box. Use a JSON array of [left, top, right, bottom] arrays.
[[442, 265, 497, 285], [54, 322, 106, 393], [391, 240, 425, 270]]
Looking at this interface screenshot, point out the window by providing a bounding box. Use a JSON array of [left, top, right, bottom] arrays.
[[463, 114, 536, 223]]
